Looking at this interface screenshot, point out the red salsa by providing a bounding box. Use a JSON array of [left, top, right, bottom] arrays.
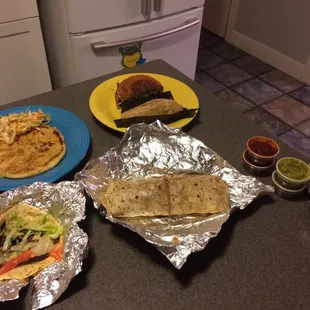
[[249, 139, 277, 157]]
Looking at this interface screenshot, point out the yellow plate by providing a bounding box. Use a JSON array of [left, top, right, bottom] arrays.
[[89, 73, 199, 133]]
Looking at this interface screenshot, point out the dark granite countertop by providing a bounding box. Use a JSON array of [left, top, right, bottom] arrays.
[[3, 60, 310, 310]]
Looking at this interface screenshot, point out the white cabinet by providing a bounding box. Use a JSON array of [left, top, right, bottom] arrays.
[[0, 18, 51, 105], [0, 0, 38, 24]]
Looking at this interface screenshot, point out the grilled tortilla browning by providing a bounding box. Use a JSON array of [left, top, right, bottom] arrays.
[[98, 175, 230, 217], [0, 125, 66, 178]]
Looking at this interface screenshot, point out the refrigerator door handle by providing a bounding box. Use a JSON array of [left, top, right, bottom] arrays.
[[91, 18, 200, 51], [141, 0, 151, 16], [153, 0, 162, 12]]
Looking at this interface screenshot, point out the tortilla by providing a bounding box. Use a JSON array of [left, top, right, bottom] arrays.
[[115, 109, 197, 128], [100, 175, 230, 217], [0, 125, 66, 178], [120, 99, 183, 119], [121, 91, 174, 112], [114, 98, 197, 128], [0, 203, 58, 227], [100, 177, 170, 217], [0, 257, 55, 280], [168, 175, 230, 215]]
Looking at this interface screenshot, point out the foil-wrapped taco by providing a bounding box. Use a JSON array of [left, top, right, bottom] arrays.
[[0, 181, 88, 310]]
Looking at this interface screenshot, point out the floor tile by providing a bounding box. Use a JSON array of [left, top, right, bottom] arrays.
[[262, 95, 310, 127], [279, 129, 310, 159], [209, 42, 247, 60], [199, 30, 223, 48], [244, 107, 290, 135], [195, 70, 226, 93], [260, 69, 304, 93], [233, 78, 283, 105], [197, 49, 225, 70], [295, 119, 310, 138], [215, 89, 255, 112], [290, 85, 310, 107], [233, 55, 274, 75], [207, 63, 252, 87]]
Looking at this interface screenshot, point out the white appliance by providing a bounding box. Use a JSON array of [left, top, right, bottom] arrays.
[[0, 0, 51, 105], [38, 0, 205, 89]]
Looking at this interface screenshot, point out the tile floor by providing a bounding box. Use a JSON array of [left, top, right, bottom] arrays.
[[196, 29, 310, 159]]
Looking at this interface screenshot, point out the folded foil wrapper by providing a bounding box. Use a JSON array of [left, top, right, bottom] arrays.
[[76, 121, 273, 269], [0, 181, 88, 309]]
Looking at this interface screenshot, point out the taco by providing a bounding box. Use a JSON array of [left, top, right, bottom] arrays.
[[0, 203, 64, 280]]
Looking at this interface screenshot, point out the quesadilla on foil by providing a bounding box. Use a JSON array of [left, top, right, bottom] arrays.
[[98, 175, 230, 217], [0, 203, 64, 280], [114, 99, 197, 128]]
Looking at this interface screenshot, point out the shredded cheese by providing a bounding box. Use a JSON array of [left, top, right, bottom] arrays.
[[0, 109, 51, 144]]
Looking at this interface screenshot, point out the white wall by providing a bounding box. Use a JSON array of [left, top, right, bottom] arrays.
[[235, 0, 310, 65], [226, 0, 310, 84]]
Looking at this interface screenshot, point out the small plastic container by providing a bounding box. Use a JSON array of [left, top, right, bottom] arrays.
[[243, 150, 275, 175], [272, 171, 307, 199], [276, 157, 310, 189], [247, 136, 280, 166]]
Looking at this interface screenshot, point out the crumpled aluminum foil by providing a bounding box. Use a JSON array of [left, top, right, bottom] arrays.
[[0, 181, 88, 309], [76, 121, 273, 269]]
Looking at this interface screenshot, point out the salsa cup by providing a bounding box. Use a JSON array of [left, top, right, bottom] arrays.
[[247, 136, 280, 166], [276, 157, 310, 189], [243, 150, 275, 175], [272, 171, 307, 199]]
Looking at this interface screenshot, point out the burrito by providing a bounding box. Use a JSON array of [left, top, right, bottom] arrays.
[[98, 174, 230, 217]]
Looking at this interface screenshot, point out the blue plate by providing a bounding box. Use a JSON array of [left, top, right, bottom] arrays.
[[0, 105, 90, 191]]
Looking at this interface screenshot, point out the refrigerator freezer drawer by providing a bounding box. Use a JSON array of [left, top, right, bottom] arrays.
[[63, 0, 205, 34], [150, 0, 205, 19], [64, 8, 203, 87], [64, 0, 148, 33]]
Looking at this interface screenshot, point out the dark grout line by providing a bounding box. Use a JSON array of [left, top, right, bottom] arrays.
[[242, 105, 294, 134], [241, 105, 257, 114], [292, 127, 310, 141], [292, 117, 310, 128], [197, 60, 228, 72], [277, 127, 310, 143]]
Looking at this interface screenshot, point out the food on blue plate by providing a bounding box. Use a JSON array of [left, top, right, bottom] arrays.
[[0, 125, 66, 178], [0, 203, 64, 280], [0, 109, 51, 145], [115, 74, 164, 109], [98, 174, 230, 217], [114, 99, 197, 128]]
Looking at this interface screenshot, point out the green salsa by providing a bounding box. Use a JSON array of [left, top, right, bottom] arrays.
[[278, 158, 310, 180]]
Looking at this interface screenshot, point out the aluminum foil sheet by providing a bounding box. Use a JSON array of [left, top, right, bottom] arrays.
[[0, 181, 88, 309], [76, 121, 273, 269]]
